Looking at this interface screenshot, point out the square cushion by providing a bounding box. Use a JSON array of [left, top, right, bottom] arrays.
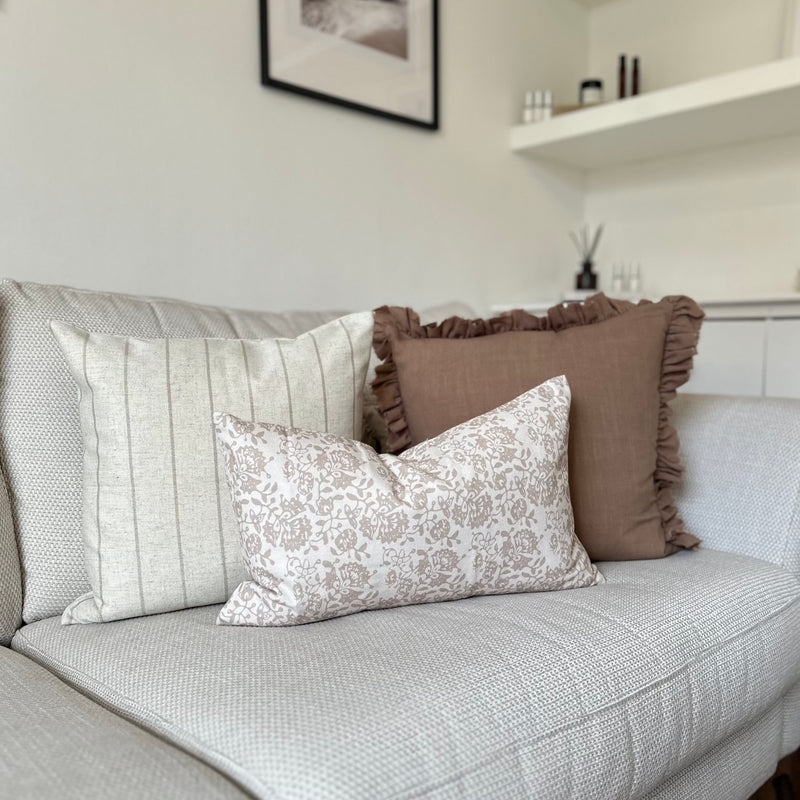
[[372, 294, 704, 561], [53, 313, 374, 624], [0, 278, 347, 622], [215, 376, 601, 626]]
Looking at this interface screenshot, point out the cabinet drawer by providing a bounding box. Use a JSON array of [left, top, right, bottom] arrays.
[[765, 319, 800, 399], [683, 320, 765, 396]]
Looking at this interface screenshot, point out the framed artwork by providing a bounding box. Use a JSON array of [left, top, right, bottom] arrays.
[[260, 0, 439, 130]]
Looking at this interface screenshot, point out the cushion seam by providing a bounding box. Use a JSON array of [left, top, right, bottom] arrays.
[[388, 592, 800, 798], [15, 589, 797, 800], [11, 630, 279, 800]]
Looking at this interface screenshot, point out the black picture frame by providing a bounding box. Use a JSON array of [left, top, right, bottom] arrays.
[[260, 0, 439, 130]]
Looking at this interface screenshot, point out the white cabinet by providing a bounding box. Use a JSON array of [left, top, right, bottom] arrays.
[[490, 296, 800, 399], [683, 320, 766, 397], [765, 319, 800, 398], [682, 298, 800, 399]]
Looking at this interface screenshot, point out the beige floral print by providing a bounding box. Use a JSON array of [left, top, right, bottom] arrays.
[[215, 375, 602, 627]]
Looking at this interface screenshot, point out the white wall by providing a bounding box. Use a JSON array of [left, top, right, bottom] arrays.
[[587, 0, 788, 95], [0, 0, 588, 314], [585, 135, 800, 299], [583, 0, 800, 301]]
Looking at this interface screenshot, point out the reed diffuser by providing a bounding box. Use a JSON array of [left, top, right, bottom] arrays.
[[569, 224, 604, 290]]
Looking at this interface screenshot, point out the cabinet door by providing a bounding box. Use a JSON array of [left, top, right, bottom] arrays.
[[682, 320, 765, 397], [765, 319, 800, 399]]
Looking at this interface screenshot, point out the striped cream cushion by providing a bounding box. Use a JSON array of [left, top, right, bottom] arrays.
[[52, 312, 374, 624]]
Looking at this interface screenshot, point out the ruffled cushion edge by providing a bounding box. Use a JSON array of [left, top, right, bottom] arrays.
[[654, 295, 705, 552], [372, 292, 705, 553]]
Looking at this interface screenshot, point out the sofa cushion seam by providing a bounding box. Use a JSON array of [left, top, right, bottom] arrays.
[[387, 593, 800, 798], [11, 630, 277, 800], [13, 592, 800, 800]]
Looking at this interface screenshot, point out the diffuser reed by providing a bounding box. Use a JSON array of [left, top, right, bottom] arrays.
[[570, 223, 603, 290]]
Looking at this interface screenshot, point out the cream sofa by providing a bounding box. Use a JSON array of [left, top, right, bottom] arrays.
[[0, 279, 798, 800]]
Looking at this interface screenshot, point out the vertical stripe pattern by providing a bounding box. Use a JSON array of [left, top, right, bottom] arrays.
[[53, 312, 374, 624], [123, 339, 147, 617], [240, 340, 255, 422], [81, 332, 104, 618], [165, 339, 189, 608], [276, 340, 294, 428], [339, 318, 358, 436], [205, 340, 229, 598], [310, 333, 329, 432]]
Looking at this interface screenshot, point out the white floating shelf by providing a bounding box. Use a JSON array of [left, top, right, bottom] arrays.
[[510, 58, 800, 170]]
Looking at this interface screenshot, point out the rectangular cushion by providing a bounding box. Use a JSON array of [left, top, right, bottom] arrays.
[[0, 278, 347, 622], [214, 377, 601, 626], [53, 313, 373, 624]]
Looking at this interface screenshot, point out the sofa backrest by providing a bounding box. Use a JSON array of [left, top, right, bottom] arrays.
[[0, 279, 346, 625], [673, 392, 800, 577]]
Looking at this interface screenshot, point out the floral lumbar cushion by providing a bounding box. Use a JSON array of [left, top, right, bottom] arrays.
[[214, 375, 602, 627]]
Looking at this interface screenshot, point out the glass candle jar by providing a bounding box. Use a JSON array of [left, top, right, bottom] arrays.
[[579, 79, 604, 106]]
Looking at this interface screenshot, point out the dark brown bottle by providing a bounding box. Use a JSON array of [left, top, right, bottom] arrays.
[[632, 57, 640, 96], [619, 54, 627, 99], [576, 261, 598, 290]]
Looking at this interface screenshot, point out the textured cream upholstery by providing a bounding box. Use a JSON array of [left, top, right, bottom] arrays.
[[673, 393, 800, 576], [782, 680, 800, 755], [13, 549, 800, 800], [0, 279, 346, 622], [1, 283, 799, 798], [0, 647, 247, 799], [0, 472, 21, 646], [643, 687, 800, 800]]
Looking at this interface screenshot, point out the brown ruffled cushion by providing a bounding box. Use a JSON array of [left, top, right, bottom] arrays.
[[372, 293, 705, 561]]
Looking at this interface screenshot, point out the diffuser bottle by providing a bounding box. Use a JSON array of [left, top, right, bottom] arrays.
[[569, 224, 604, 292], [576, 261, 598, 290]]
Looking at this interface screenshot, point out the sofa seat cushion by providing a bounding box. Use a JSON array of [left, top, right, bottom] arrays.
[[13, 549, 800, 800], [0, 647, 248, 800]]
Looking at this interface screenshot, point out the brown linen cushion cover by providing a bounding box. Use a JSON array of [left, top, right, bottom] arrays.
[[372, 293, 705, 561]]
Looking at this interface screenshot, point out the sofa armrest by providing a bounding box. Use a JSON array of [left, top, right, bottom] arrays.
[[672, 393, 800, 576]]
